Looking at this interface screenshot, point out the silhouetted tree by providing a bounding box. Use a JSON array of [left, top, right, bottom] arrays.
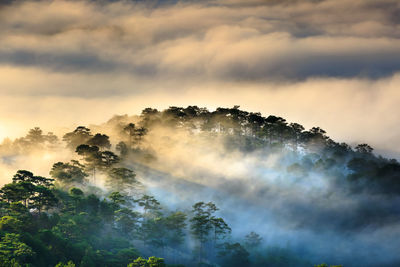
[[355, 143, 373, 154], [63, 126, 92, 149], [87, 133, 111, 150], [50, 161, 88, 185]]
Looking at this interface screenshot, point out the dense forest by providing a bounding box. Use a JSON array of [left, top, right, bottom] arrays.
[[1, 106, 400, 266]]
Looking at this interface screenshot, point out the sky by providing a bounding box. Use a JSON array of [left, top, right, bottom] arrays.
[[1, 0, 400, 157]]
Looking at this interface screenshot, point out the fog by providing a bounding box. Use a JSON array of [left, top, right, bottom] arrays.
[[1, 0, 400, 157], [2, 108, 400, 265]]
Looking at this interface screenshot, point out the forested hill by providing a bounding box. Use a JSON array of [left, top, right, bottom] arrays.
[[0, 106, 399, 267]]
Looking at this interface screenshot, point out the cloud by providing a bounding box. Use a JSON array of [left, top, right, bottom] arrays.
[[1, 1, 400, 265], [1, 0, 400, 84], [1, 0, 400, 174], [1, 65, 400, 158]]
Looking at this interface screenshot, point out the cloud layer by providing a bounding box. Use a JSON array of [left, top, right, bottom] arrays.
[[1, 0, 400, 82], [1, 0, 400, 157]]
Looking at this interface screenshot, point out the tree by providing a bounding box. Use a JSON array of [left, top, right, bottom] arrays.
[[45, 131, 59, 146], [140, 216, 167, 251], [87, 133, 111, 150], [50, 161, 88, 185], [108, 191, 126, 205], [124, 123, 136, 148], [99, 151, 120, 171], [128, 257, 147, 267], [116, 141, 129, 157], [63, 126, 93, 149], [29, 185, 58, 215], [164, 211, 187, 249], [0, 183, 30, 205], [0, 233, 35, 266], [247, 112, 265, 137], [135, 195, 161, 217], [211, 217, 231, 244], [315, 264, 342, 267], [55, 261, 76, 267], [190, 202, 226, 262], [12, 170, 54, 187], [115, 208, 140, 234], [147, 256, 165, 267], [0, 216, 23, 232], [26, 127, 45, 144], [289, 123, 305, 150], [76, 144, 100, 160], [355, 144, 373, 154], [29, 175, 55, 187], [134, 127, 147, 143], [76, 145, 100, 181], [127, 256, 165, 267], [2, 171, 55, 209], [244, 231, 263, 249], [136, 195, 162, 248], [301, 127, 329, 150], [217, 242, 249, 267], [140, 108, 160, 128], [113, 248, 140, 266], [106, 168, 139, 195], [69, 188, 84, 198], [12, 170, 35, 183], [124, 123, 147, 148]]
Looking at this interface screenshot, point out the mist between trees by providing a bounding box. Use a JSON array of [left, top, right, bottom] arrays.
[[1, 106, 400, 266]]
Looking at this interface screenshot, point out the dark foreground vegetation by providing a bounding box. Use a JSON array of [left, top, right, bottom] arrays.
[[2, 106, 398, 266]]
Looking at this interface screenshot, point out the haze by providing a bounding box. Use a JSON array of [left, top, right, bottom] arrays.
[[1, 0, 400, 156]]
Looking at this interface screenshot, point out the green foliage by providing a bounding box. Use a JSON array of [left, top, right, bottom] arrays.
[[55, 261, 76, 267], [75, 144, 120, 182], [0, 171, 57, 215], [29, 185, 58, 214], [115, 208, 140, 233], [0, 233, 35, 266], [190, 202, 230, 263], [106, 168, 139, 194], [136, 195, 161, 215], [163, 212, 187, 248], [109, 191, 126, 204], [147, 256, 166, 267], [1, 106, 373, 267], [217, 242, 249, 267], [127, 256, 165, 267], [50, 161, 88, 185], [315, 264, 342, 267], [190, 202, 217, 244], [0, 216, 23, 232], [128, 256, 147, 267]]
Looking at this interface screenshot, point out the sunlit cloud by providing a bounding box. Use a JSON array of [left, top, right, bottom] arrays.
[[1, 0, 400, 156]]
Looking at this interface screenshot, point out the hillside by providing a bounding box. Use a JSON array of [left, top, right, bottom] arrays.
[[0, 106, 399, 267]]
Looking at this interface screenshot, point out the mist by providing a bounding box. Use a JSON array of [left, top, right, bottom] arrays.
[[2, 107, 400, 266], [1, 0, 400, 157], [1, 0, 400, 266]]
